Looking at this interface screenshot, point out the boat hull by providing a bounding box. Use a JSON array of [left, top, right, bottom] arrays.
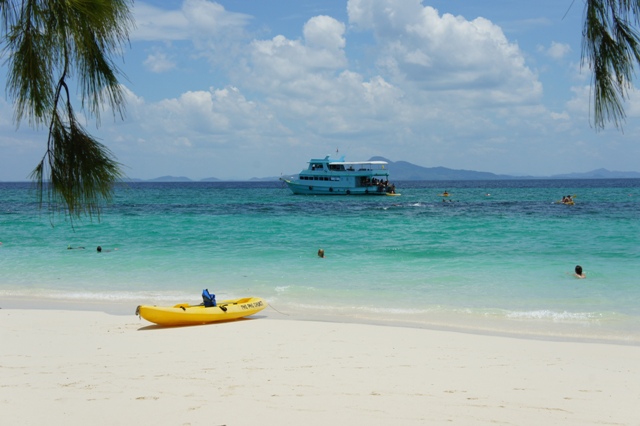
[[281, 179, 389, 195], [136, 297, 267, 326]]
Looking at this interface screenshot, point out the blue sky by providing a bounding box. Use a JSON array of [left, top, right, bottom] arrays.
[[2, 0, 640, 180]]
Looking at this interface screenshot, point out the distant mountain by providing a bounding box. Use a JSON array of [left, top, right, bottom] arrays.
[[147, 175, 193, 182], [370, 157, 524, 181], [249, 176, 282, 181], [48, 163, 640, 183], [276, 159, 640, 181], [549, 168, 640, 179]]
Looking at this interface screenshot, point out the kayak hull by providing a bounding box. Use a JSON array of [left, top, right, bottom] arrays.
[[136, 297, 267, 326]]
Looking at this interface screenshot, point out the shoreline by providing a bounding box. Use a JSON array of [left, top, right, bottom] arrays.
[[2, 307, 640, 425], [3, 295, 640, 346]]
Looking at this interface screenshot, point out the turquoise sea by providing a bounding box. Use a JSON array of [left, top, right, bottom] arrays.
[[1, 179, 639, 343]]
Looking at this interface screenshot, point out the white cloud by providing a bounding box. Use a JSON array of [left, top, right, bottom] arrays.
[[248, 15, 347, 84], [303, 15, 346, 50], [566, 85, 591, 117], [132, 2, 190, 41], [143, 51, 176, 73], [132, 0, 250, 41], [546, 41, 571, 60], [120, 85, 290, 148], [182, 0, 251, 38], [347, 0, 541, 105]]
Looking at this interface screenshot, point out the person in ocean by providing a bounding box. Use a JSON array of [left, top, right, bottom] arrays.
[[574, 265, 586, 279], [97, 246, 118, 253], [317, 248, 325, 258]]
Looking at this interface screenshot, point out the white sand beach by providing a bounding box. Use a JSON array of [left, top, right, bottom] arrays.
[[2, 308, 639, 425]]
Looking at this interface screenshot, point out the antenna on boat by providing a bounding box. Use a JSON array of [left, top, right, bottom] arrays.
[[331, 147, 339, 160]]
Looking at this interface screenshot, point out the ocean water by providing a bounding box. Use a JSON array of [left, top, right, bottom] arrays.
[[1, 179, 639, 343]]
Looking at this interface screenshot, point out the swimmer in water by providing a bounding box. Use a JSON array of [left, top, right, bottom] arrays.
[[317, 248, 325, 258], [97, 246, 117, 253], [574, 265, 586, 279]]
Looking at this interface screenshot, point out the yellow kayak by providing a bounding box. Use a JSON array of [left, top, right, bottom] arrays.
[[136, 297, 267, 326]]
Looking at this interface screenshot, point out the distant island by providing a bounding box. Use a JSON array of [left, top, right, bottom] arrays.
[[369, 158, 640, 181], [97, 158, 640, 182], [3, 158, 640, 183]]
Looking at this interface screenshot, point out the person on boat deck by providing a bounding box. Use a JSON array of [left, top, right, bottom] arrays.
[[574, 265, 586, 279], [317, 248, 325, 258]]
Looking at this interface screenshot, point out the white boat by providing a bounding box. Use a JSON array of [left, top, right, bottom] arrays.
[[280, 156, 398, 195]]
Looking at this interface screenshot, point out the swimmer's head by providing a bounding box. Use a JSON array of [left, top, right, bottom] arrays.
[[575, 265, 582, 275], [317, 248, 325, 258], [97, 246, 102, 252]]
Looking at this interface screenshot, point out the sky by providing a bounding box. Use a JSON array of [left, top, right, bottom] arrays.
[[2, 0, 640, 181]]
